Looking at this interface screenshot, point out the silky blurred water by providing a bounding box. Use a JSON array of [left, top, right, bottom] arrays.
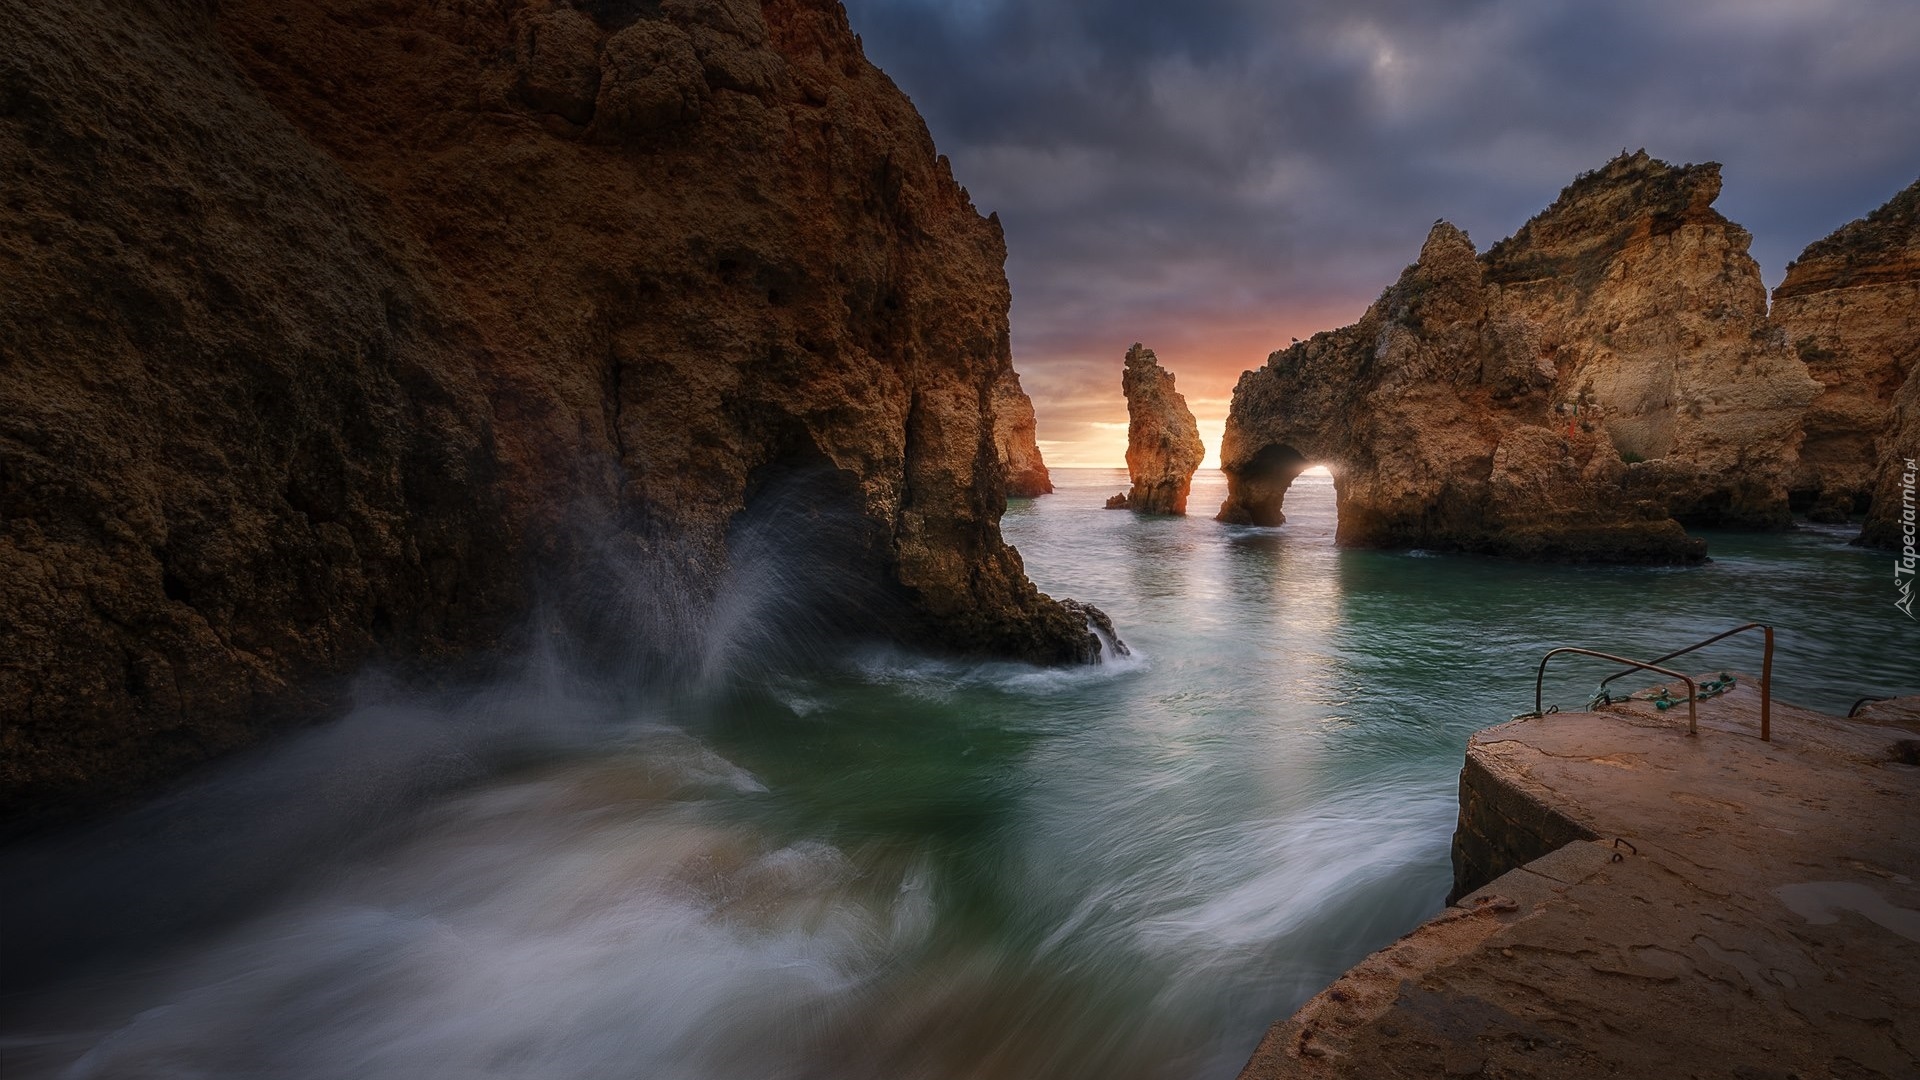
[[3, 467, 1914, 1080]]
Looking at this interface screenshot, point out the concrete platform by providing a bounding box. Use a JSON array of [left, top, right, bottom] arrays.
[[1238, 679, 1920, 1080]]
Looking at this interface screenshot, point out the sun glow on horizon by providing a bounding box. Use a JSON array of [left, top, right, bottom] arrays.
[[1016, 306, 1362, 474]]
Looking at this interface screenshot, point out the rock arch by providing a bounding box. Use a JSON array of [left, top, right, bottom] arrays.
[[1217, 153, 1826, 562], [1218, 444, 1311, 527]]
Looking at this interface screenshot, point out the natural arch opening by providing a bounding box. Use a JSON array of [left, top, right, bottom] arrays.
[[1220, 443, 1314, 527]]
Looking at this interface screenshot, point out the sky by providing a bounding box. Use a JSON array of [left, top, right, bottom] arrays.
[[839, 0, 1920, 468]]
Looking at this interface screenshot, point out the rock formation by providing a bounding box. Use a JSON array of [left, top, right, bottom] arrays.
[[1771, 179, 1920, 535], [0, 0, 1111, 831], [992, 368, 1053, 496], [1120, 344, 1205, 514], [1867, 382, 1920, 555], [1219, 152, 1820, 560]]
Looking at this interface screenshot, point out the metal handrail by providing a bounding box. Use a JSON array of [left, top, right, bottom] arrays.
[[1535, 648, 1698, 735], [1595, 623, 1773, 741]]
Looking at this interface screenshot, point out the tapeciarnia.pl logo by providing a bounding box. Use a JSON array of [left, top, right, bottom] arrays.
[[1898, 457, 1917, 619]]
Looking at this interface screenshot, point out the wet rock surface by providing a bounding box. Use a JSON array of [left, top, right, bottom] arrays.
[[1219, 153, 1821, 560], [1121, 344, 1205, 515], [0, 0, 1103, 830]]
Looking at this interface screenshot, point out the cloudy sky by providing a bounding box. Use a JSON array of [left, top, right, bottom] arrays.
[[840, 0, 1920, 467]]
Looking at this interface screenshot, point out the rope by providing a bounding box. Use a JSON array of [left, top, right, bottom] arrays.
[[1646, 672, 1737, 711]]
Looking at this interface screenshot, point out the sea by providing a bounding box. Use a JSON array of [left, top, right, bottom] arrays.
[[3, 467, 1913, 1079]]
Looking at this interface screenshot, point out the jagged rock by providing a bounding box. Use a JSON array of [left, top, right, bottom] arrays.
[[1219, 152, 1819, 560], [0, 0, 1109, 831], [1772, 179, 1920, 532], [992, 368, 1053, 497], [1121, 344, 1205, 515], [1059, 599, 1129, 656], [1104, 493, 1130, 509]]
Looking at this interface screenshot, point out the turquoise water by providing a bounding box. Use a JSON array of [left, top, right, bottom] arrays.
[[5, 468, 1914, 1079]]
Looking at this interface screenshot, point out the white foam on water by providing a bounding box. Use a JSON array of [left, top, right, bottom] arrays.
[[844, 637, 1150, 701], [37, 761, 925, 1080]]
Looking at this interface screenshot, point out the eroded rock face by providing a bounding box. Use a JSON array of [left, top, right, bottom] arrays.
[[1121, 344, 1205, 515], [1772, 179, 1920, 532], [0, 0, 1105, 830], [993, 368, 1053, 497], [1864, 384, 1920, 554], [1219, 152, 1819, 560]]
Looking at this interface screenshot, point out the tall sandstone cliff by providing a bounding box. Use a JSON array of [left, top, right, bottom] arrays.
[[1121, 344, 1205, 515], [1219, 152, 1820, 560], [1771, 179, 1920, 543], [0, 0, 1102, 830]]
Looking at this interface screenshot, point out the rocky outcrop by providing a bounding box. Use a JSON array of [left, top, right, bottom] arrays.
[[1219, 152, 1819, 559], [1121, 344, 1205, 514], [1241, 688, 1920, 1080], [1772, 179, 1920, 533], [1448, 752, 1597, 904], [0, 0, 1109, 831], [992, 368, 1053, 497]]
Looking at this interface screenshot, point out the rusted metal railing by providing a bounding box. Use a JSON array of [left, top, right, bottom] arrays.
[[1594, 623, 1773, 741], [1534, 648, 1699, 735]]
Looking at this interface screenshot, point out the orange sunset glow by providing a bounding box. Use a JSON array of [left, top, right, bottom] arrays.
[[1017, 304, 1363, 469]]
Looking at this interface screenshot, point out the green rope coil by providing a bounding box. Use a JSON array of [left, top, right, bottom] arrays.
[[1648, 672, 1737, 711]]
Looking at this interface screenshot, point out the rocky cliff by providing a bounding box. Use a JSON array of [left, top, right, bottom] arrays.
[[1120, 344, 1205, 514], [1218, 152, 1819, 559], [1772, 179, 1920, 538], [0, 0, 1106, 831], [993, 368, 1053, 497]]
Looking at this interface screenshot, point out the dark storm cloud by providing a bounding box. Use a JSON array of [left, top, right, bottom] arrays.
[[841, 0, 1920, 464]]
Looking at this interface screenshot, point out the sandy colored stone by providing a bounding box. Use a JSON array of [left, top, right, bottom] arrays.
[[1240, 683, 1920, 1080], [0, 0, 1105, 831], [1219, 152, 1820, 559], [1121, 344, 1205, 515], [993, 367, 1053, 497], [1772, 178, 1920, 535]]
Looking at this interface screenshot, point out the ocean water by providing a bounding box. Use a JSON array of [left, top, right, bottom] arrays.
[[3, 467, 1914, 1080]]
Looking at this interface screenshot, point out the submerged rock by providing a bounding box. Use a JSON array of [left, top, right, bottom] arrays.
[[1772, 178, 1920, 539], [1219, 152, 1820, 560], [0, 0, 1104, 829], [1122, 344, 1206, 515]]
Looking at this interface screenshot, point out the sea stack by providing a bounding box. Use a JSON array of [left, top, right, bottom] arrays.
[[1119, 344, 1205, 514], [1218, 152, 1821, 560], [993, 368, 1054, 497], [1771, 178, 1920, 538]]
